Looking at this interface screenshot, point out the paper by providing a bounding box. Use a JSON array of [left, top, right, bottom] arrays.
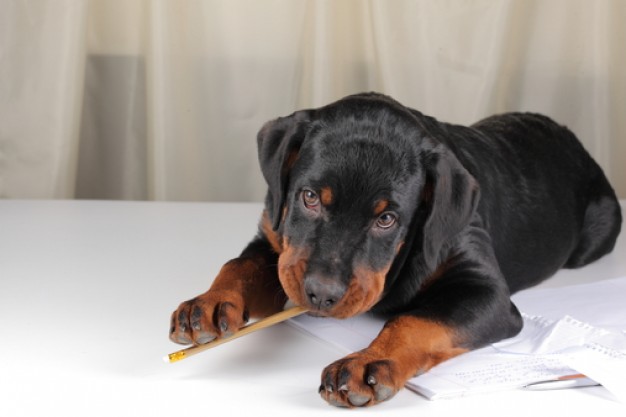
[[404, 347, 573, 399], [288, 276, 626, 402]]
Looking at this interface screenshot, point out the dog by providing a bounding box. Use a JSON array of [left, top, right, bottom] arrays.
[[169, 92, 622, 407]]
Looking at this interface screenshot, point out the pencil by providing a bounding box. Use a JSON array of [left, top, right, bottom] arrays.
[[164, 305, 308, 363], [523, 374, 599, 390]]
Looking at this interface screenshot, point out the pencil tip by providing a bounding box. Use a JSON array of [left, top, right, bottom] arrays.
[[166, 351, 187, 363]]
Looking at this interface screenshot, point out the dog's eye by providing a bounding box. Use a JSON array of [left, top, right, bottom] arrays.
[[302, 189, 320, 209], [376, 212, 397, 229]]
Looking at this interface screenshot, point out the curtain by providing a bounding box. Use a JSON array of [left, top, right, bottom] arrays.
[[2, 0, 625, 201]]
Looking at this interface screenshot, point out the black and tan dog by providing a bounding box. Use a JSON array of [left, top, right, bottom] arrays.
[[170, 93, 622, 407]]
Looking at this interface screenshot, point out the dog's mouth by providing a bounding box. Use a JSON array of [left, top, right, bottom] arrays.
[[304, 294, 382, 319], [305, 310, 332, 318], [294, 271, 386, 319], [278, 243, 388, 319]]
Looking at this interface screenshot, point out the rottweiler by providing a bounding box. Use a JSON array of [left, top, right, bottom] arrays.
[[169, 92, 622, 407]]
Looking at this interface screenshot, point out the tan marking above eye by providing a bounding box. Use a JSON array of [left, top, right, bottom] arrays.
[[320, 187, 334, 206], [374, 199, 389, 216]]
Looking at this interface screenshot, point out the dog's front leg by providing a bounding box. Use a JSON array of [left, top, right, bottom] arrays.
[[169, 238, 287, 345], [319, 315, 468, 407], [320, 238, 523, 407]]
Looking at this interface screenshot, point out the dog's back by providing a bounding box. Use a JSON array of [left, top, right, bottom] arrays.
[[419, 112, 622, 292]]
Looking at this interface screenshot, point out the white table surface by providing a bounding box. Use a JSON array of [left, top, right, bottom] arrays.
[[0, 200, 624, 416]]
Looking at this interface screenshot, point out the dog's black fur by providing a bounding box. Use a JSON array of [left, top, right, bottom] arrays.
[[171, 93, 621, 407]]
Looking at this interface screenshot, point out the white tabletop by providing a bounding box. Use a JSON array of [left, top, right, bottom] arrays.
[[0, 200, 624, 416]]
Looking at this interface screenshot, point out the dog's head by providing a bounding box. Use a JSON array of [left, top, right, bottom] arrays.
[[258, 93, 478, 318]]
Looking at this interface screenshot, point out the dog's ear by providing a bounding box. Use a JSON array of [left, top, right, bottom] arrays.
[[420, 139, 480, 270], [257, 110, 313, 230]]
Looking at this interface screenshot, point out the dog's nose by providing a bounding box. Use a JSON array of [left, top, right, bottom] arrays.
[[304, 275, 346, 311]]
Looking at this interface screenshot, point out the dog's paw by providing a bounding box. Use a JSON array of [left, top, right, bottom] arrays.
[[169, 290, 249, 345], [319, 351, 402, 407]]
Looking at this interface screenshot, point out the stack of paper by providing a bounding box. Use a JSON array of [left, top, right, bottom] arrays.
[[288, 277, 626, 402]]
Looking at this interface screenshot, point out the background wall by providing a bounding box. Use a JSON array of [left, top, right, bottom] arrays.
[[2, 0, 625, 201]]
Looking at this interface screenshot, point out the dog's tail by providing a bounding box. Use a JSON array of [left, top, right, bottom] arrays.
[[565, 162, 622, 268]]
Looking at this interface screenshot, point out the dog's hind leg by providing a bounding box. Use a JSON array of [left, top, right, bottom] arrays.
[[565, 170, 622, 268]]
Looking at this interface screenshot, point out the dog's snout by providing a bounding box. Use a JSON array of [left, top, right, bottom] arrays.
[[304, 275, 346, 311]]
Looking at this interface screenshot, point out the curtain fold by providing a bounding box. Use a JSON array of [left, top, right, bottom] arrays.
[[1, 0, 87, 198], [1, 0, 624, 201]]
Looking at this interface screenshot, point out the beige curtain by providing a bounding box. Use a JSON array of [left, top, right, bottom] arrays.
[[2, 0, 625, 201]]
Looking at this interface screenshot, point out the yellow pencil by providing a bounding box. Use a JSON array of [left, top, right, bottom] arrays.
[[164, 305, 308, 363]]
